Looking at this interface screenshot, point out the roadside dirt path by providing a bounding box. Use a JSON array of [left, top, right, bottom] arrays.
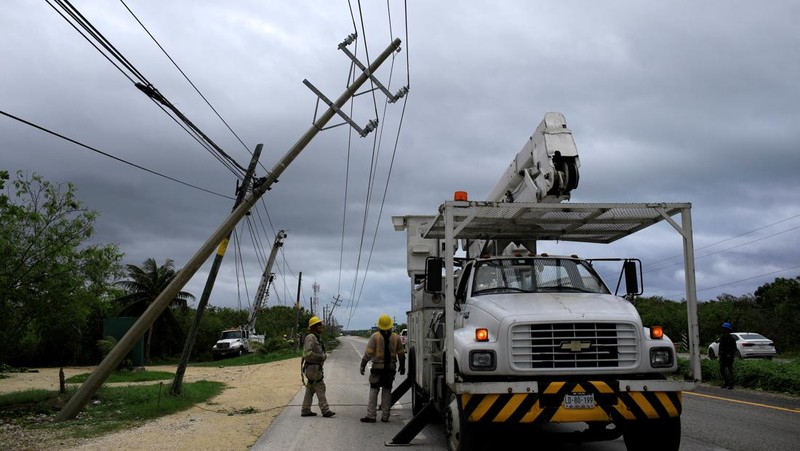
[[0, 358, 303, 450]]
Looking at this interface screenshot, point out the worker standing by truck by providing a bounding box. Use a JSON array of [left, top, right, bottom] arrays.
[[359, 314, 405, 423], [301, 316, 335, 417]]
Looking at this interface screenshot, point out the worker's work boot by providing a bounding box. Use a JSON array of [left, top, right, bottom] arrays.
[[360, 417, 376, 423], [301, 411, 317, 417], [323, 411, 336, 417]]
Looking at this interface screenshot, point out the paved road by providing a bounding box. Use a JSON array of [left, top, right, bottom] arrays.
[[253, 337, 800, 450], [251, 335, 445, 450]]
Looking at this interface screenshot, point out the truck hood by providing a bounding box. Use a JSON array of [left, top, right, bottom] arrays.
[[467, 292, 640, 323], [215, 339, 241, 345]]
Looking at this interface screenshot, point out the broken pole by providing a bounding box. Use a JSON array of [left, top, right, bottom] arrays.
[[56, 37, 403, 421]]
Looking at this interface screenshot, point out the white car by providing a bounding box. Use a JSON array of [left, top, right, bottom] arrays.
[[707, 332, 776, 360]]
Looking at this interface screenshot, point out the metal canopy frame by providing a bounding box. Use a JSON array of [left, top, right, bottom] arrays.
[[420, 201, 690, 244], [424, 200, 702, 387]]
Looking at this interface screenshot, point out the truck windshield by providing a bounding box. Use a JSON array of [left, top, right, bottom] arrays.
[[221, 331, 243, 339], [471, 258, 610, 295]]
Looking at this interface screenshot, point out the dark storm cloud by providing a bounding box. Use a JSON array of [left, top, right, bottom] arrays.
[[2, 1, 799, 328]]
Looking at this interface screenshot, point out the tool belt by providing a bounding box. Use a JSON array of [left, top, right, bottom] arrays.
[[304, 363, 324, 383]]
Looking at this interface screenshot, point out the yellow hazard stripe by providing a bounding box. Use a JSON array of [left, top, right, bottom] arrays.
[[460, 381, 682, 424]]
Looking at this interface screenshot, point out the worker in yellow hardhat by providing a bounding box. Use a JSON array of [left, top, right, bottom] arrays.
[[359, 314, 405, 422], [300, 316, 335, 417]]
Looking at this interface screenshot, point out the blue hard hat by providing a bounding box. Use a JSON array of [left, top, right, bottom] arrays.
[[722, 322, 732, 330]]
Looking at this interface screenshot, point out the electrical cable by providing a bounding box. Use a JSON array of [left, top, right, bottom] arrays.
[[48, 0, 247, 178], [1, 110, 232, 199], [696, 265, 800, 294], [645, 214, 800, 273], [119, 0, 252, 155]]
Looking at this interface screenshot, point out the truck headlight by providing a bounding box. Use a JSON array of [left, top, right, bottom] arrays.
[[469, 350, 496, 371], [650, 347, 674, 368]]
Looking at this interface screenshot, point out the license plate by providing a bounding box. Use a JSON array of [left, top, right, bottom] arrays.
[[564, 393, 595, 409]]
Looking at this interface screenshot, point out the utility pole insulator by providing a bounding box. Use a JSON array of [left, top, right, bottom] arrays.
[[338, 33, 357, 49]]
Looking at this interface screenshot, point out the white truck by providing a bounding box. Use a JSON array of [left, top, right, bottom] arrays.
[[391, 113, 700, 450], [212, 230, 287, 360]]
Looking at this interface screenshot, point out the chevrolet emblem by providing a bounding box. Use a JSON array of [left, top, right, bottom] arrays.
[[561, 341, 591, 352]]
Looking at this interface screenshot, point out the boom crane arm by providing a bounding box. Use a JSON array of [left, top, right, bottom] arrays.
[[487, 112, 580, 204], [470, 112, 581, 257], [247, 230, 287, 330]]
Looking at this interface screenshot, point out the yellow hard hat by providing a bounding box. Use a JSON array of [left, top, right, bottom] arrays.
[[308, 316, 322, 328], [377, 314, 393, 331]]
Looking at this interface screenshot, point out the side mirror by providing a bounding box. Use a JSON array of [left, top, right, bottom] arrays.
[[623, 260, 643, 296], [425, 257, 443, 293]]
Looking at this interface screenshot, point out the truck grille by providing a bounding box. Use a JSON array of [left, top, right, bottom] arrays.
[[216, 343, 230, 349], [511, 322, 638, 369]]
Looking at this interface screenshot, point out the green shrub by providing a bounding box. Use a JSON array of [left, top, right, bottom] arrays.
[[696, 357, 800, 394]]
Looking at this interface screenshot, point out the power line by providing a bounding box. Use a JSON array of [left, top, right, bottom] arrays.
[[118, 0, 255, 160], [1, 110, 232, 200], [645, 214, 800, 274], [697, 264, 800, 294], [47, 0, 246, 177], [647, 213, 800, 267]]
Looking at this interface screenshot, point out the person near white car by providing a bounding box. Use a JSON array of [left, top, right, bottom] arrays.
[[718, 322, 737, 389]]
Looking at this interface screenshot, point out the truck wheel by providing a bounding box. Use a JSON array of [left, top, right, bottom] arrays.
[[444, 392, 480, 451], [237, 348, 244, 357], [707, 348, 716, 360], [623, 417, 680, 451]]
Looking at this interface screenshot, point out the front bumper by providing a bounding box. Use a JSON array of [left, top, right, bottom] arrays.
[[454, 379, 694, 424]]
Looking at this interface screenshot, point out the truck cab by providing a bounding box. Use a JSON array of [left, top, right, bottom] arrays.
[[212, 327, 265, 360], [453, 255, 676, 379]]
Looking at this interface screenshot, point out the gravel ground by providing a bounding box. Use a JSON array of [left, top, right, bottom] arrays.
[[0, 358, 303, 450]]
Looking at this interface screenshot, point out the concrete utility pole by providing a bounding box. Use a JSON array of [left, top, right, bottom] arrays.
[[56, 37, 403, 421], [169, 144, 263, 395]]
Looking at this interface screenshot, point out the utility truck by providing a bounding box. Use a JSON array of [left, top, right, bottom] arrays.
[[212, 230, 287, 360], [391, 113, 700, 450]]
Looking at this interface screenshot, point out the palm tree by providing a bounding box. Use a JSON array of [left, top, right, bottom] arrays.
[[114, 258, 195, 364]]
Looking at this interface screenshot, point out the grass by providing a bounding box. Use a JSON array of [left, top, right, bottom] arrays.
[[192, 348, 302, 368], [0, 349, 303, 444], [65, 370, 175, 384], [0, 380, 224, 441], [678, 356, 800, 395]]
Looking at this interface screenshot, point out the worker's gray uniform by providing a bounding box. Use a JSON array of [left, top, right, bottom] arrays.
[[360, 331, 405, 421], [301, 331, 331, 415]]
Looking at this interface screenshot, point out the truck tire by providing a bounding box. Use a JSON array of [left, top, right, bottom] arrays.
[[708, 348, 716, 360], [623, 417, 680, 451], [444, 392, 481, 451]]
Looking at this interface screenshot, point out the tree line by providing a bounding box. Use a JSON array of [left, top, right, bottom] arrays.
[[2, 170, 797, 368], [637, 276, 800, 353], [0, 170, 323, 368]]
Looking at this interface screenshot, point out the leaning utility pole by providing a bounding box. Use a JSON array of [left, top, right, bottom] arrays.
[[169, 144, 263, 395], [57, 37, 404, 421]]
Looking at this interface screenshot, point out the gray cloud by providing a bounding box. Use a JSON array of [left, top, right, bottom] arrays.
[[2, 1, 799, 329]]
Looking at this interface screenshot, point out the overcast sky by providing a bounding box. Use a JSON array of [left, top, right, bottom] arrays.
[[2, 1, 799, 330]]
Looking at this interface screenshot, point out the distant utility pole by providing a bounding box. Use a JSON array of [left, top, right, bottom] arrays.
[[312, 281, 320, 316], [328, 294, 342, 326], [293, 272, 303, 350], [56, 36, 404, 421], [170, 144, 263, 395]]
